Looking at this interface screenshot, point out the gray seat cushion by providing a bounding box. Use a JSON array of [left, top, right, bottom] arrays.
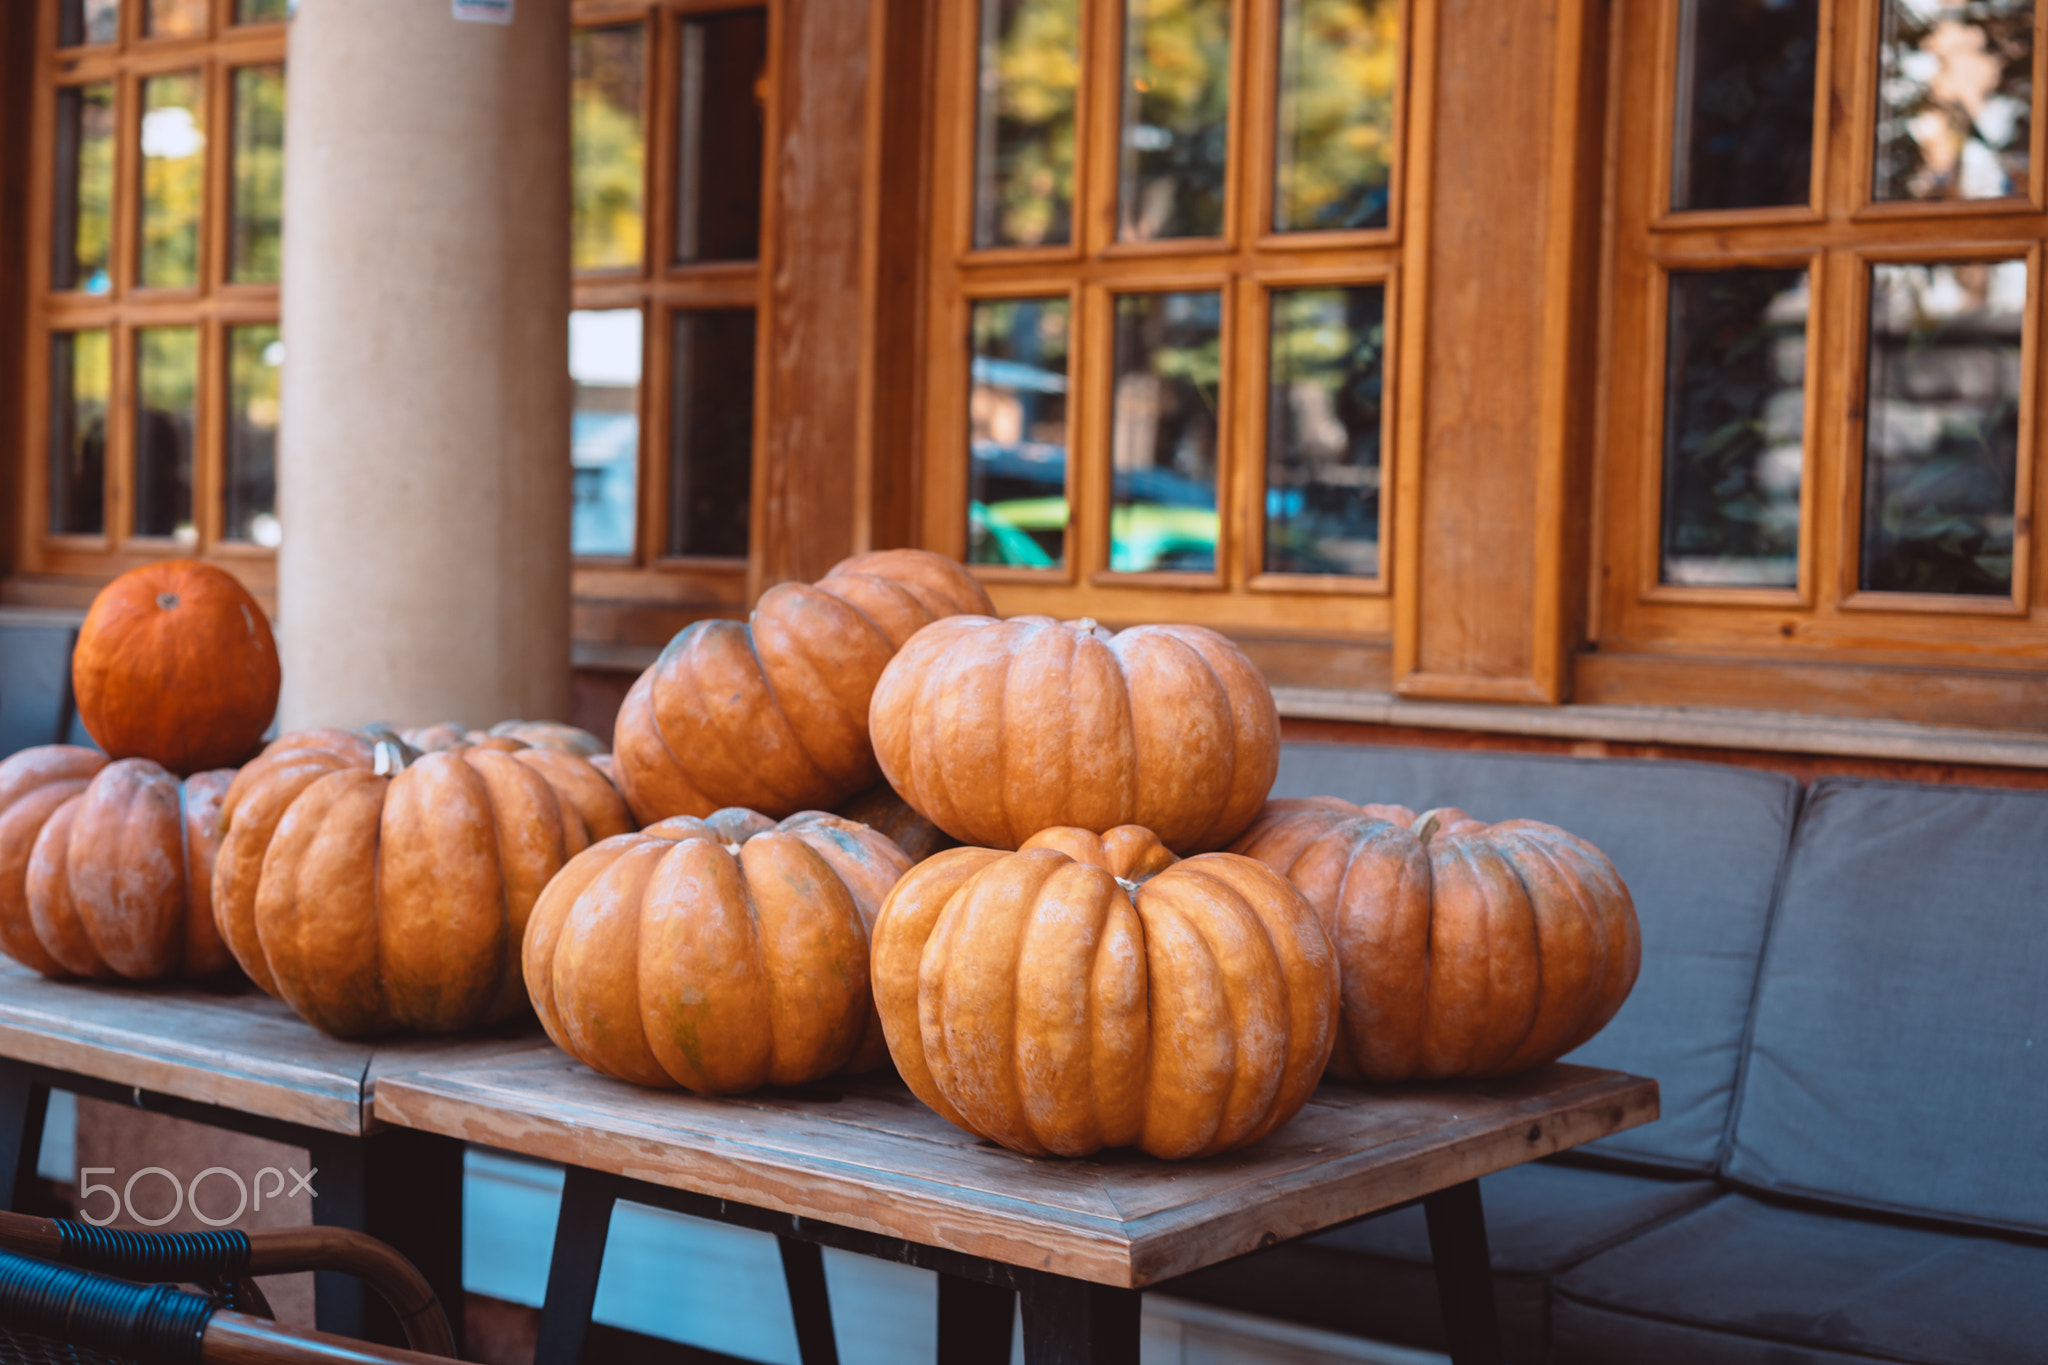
[[0, 622, 79, 759], [1271, 744, 1797, 1172], [1725, 778, 2048, 1237], [1553, 1193, 2048, 1365], [1160, 1160, 1716, 1362]]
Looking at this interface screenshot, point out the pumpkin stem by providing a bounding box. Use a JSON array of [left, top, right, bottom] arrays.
[[1075, 617, 1099, 634], [372, 740, 409, 777], [156, 592, 180, 611], [1412, 810, 1442, 845], [1115, 876, 1141, 895], [723, 842, 744, 857]]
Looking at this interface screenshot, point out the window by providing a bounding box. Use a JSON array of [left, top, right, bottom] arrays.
[[19, 0, 288, 592], [920, 0, 1407, 641], [1589, 0, 2047, 722]]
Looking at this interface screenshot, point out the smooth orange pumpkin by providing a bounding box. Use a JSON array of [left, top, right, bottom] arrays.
[[213, 728, 634, 1036], [834, 784, 956, 863], [1231, 799, 1641, 1081], [868, 616, 1280, 853], [612, 550, 994, 825], [523, 808, 912, 1093], [870, 825, 1336, 1159], [71, 560, 281, 775], [401, 720, 605, 758]]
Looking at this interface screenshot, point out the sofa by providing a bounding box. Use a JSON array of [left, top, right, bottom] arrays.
[[1166, 742, 2048, 1365]]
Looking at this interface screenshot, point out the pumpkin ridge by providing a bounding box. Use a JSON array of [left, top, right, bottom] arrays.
[[1490, 833, 1604, 1075], [1166, 632, 1239, 851]]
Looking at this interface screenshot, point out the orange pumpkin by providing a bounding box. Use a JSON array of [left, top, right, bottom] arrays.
[[1231, 799, 1641, 1081], [400, 720, 605, 758], [523, 808, 912, 1094], [71, 560, 281, 775], [0, 747, 235, 981], [869, 825, 1336, 1159], [612, 550, 993, 825], [834, 784, 957, 863], [868, 616, 1280, 853], [213, 728, 634, 1036]]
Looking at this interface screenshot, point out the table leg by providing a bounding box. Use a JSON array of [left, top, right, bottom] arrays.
[[307, 1133, 372, 1341], [778, 1236, 840, 1365], [0, 1061, 50, 1212], [1423, 1179, 1504, 1365], [534, 1166, 619, 1365], [937, 1274, 1014, 1365], [1018, 1271, 1139, 1365], [364, 1128, 465, 1358]]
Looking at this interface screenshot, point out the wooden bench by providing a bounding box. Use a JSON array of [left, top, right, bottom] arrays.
[[374, 1051, 1657, 1364]]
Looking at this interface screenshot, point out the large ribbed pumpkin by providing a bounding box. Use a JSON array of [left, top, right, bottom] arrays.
[[523, 808, 912, 1094], [1232, 799, 1641, 1082], [213, 729, 634, 1036], [612, 549, 993, 825], [0, 747, 234, 981], [870, 825, 1336, 1159], [71, 560, 280, 775], [868, 616, 1280, 853]]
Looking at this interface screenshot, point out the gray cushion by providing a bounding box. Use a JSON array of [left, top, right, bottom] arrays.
[[1725, 778, 2048, 1237], [1271, 744, 1797, 1172], [0, 622, 79, 759], [1553, 1192, 2048, 1365], [1159, 1160, 1716, 1362]]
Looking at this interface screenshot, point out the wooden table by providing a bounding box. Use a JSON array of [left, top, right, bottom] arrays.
[[376, 1051, 1657, 1365], [0, 962, 552, 1345]]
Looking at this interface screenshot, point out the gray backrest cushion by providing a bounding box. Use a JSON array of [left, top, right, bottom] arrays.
[[0, 623, 78, 759], [1725, 777, 2048, 1235], [1273, 743, 1798, 1172]]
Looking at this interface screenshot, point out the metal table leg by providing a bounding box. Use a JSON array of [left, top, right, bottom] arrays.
[[0, 1060, 50, 1211], [1423, 1178, 1504, 1365], [938, 1274, 1015, 1365], [779, 1236, 840, 1365], [1018, 1271, 1140, 1365], [534, 1166, 618, 1365]]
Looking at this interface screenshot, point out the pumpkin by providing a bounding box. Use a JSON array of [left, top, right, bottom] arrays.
[[869, 825, 1336, 1159], [71, 560, 281, 775], [612, 549, 994, 825], [0, 747, 235, 981], [522, 808, 912, 1094], [400, 720, 605, 759], [212, 728, 635, 1036], [834, 784, 956, 863], [1231, 799, 1641, 1082], [868, 616, 1280, 854]]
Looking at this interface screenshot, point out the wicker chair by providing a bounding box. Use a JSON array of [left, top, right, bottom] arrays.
[[0, 1208, 454, 1364]]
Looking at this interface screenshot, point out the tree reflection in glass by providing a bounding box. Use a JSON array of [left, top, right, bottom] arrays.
[[1119, 0, 1231, 241], [134, 327, 198, 542], [974, 0, 1080, 248], [146, 0, 207, 37], [1265, 286, 1383, 575], [570, 308, 643, 558], [48, 331, 110, 537], [1874, 0, 2032, 202], [231, 65, 286, 285], [53, 83, 114, 295], [1111, 291, 1220, 571], [1671, 0, 1819, 211], [60, 0, 120, 46], [1274, 0, 1398, 232], [226, 326, 282, 546], [140, 72, 205, 288], [969, 298, 1070, 566], [573, 25, 646, 273], [1861, 261, 2025, 596], [1660, 269, 1808, 588]]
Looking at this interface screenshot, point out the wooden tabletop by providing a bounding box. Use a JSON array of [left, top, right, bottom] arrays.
[[0, 963, 552, 1136], [374, 1053, 1657, 1287]]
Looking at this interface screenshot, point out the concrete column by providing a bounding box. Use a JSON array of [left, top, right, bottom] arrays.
[[277, 0, 571, 731]]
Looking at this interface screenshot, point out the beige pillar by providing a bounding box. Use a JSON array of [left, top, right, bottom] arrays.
[[277, 0, 571, 731]]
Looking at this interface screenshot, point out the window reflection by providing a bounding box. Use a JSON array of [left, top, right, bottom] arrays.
[[226, 326, 282, 547], [571, 309, 642, 558], [1861, 261, 2025, 596], [974, 0, 1080, 249], [1274, 0, 1398, 232], [1875, 0, 2032, 202], [1119, 0, 1231, 241], [53, 84, 115, 295], [1266, 286, 1384, 575], [134, 327, 198, 542], [1671, 0, 1819, 212], [140, 72, 205, 288], [669, 310, 755, 558], [1111, 291, 1220, 572], [146, 0, 207, 37], [60, 0, 120, 46], [48, 331, 110, 537], [231, 65, 286, 285], [573, 25, 646, 273], [237, 0, 292, 22], [676, 10, 767, 264], [1661, 269, 1808, 588], [969, 297, 1070, 567]]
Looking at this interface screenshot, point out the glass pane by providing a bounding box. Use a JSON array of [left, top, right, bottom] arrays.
[[1861, 260, 2026, 596], [1671, 0, 1819, 212], [1875, 0, 2033, 202], [1660, 269, 1808, 588], [676, 10, 766, 263], [973, 0, 1081, 249], [1274, 0, 1398, 233], [48, 331, 110, 537], [573, 25, 646, 273], [571, 309, 642, 557], [145, 0, 207, 37], [231, 65, 286, 284], [59, 0, 120, 45], [1119, 0, 1231, 241], [52, 84, 114, 295], [134, 327, 197, 542], [668, 310, 756, 557], [140, 72, 205, 288], [225, 326, 282, 546], [237, 0, 293, 23], [1110, 291, 1221, 571], [969, 297, 1071, 567], [1265, 286, 1385, 575]]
